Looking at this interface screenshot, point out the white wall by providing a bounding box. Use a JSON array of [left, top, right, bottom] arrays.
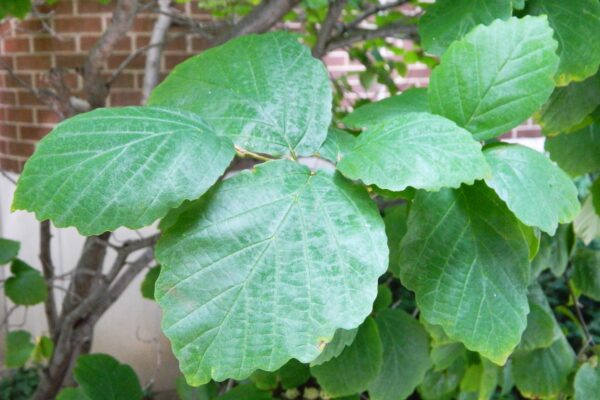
[[0, 172, 180, 391]]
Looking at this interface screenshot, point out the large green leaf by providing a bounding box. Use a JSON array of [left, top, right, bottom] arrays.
[[317, 128, 357, 164], [149, 32, 331, 157], [419, 0, 512, 56], [528, 0, 600, 86], [518, 284, 561, 352], [311, 317, 382, 398], [418, 357, 465, 400], [512, 336, 575, 399], [531, 225, 572, 279], [73, 354, 143, 400], [5, 330, 35, 368], [429, 16, 559, 141], [459, 358, 499, 400], [574, 196, 600, 245], [536, 73, 600, 136], [5, 259, 48, 306], [218, 384, 271, 400], [12, 107, 234, 236], [0, 0, 31, 19], [342, 88, 430, 129], [574, 362, 600, 400], [310, 328, 358, 366], [56, 388, 88, 400], [155, 160, 387, 385], [384, 204, 408, 273], [483, 143, 580, 235], [571, 248, 600, 301], [431, 343, 466, 372], [140, 266, 160, 301], [545, 123, 600, 177], [368, 309, 431, 400], [399, 182, 530, 365], [0, 237, 20, 265], [337, 112, 489, 192]]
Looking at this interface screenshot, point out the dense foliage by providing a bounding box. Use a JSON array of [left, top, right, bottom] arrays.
[[3, 0, 600, 399]]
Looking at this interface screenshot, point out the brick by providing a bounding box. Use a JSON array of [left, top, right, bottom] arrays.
[[80, 35, 131, 51], [131, 17, 156, 32], [0, 20, 12, 36], [17, 91, 42, 106], [0, 56, 14, 69], [33, 36, 76, 52], [110, 91, 141, 106], [77, 0, 115, 14], [6, 108, 33, 123], [55, 54, 86, 69], [36, 109, 61, 124], [4, 72, 32, 89], [0, 91, 17, 105], [37, 0, 74, 14], [54, 17, 102, 33], [8, 141, 35, 157], [3, 38, 30, 53], [164, 36, 187, 52], [190, 36, 211, 52], [20, 125, 51, 141], [0, 157, 21, 172], [0, 123, 18, 139], [18, 19, 45, 32], [163, 54, 190, 71], [135, 35, 151, 48], [323, 53, 348, 67], [111, 72, 136, 89], [16, 55, 52, 70], [107, 53, 145, 70], [514, 127, 541, 138]]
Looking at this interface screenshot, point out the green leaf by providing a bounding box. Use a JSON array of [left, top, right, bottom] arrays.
[[57, 388, 89, 400], [317, 128, 356, 164], [0, 237, 20, 264], [513, 0, 526, 10], [342, 88, 430, 129], [311, 317, 383, 398], [571, 248, 600, 301], [12, 107, 234, 236], [512, 336, 575, 399], [0, 0, 32, 19], [459, 358, 499, 400], [5, 330, 35, 368], [140, 266, 160, 301], [368, 309, 431, 400], [384, 204, 408, 273], [531, 225, 572, 279], [32, 335, 54, 363], [218, 384, 271, 400], [483, 143, 580, 235], [74, 354, 143, 400], [545, 123, 600, 177], [518, 284, 561, 352], [155, 160, 387, 385], [536, 73, 600, 136], [278, 359, 311, 390], [5, 259, 48, 306], [574, 362, 600, 400], [176, 376, 218, 400], [149, 32, 331, 157], [372, 284, 392, 313], [399, 182, 530, 365], [337, 112, 490, 192], [250, 370, 278, 391], [574, 196, 600, 245], [592, 178, 600, 215], [419, 0, 512, 56], [527, 0, 600, 86], [431, 343, 466, 372], [310, 328, 358, 367], [429, 16, 559, 141], [418, 357, 465, 400]]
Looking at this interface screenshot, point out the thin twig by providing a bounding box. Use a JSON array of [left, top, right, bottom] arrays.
[[568, 280, 596, 354], [345, 0, 409, 30], [0, 170, 17, 185], [313, 0, 348, 58]]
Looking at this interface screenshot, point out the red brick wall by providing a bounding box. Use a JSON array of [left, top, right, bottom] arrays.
[[0, 0, 540, 173]]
